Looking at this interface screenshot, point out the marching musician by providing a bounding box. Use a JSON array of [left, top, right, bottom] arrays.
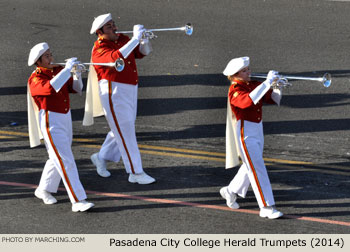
[[220, 56, 283, 219], [27, 42, 94, 212], [84, 13, 155, 184]]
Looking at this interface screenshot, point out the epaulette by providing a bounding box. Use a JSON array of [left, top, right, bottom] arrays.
[[97, 36, 104, 44]]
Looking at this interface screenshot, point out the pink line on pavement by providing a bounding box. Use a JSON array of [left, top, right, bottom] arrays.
[[1, 180, 350, 227]]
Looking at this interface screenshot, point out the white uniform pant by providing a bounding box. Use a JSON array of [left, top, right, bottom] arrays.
[[38, 109, 87, 203], [98, 80, 143, 174], [228, 120, 275, 208]]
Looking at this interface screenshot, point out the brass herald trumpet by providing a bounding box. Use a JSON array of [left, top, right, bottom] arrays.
[[250, 72, 332, 88], [115, 23, 193, 39], [52, 58, 125, 72]]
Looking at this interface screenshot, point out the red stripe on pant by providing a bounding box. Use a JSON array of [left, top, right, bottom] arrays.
[[45, 111, 78, 202], [108, 81, 135, 174], [240, 120, 267, 207]]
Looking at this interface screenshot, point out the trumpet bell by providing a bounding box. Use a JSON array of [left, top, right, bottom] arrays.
[[114, 58, 125, 72], [87, 58, 125, 72], [184, 23, 193, 36], [322, 73, 332, 88]]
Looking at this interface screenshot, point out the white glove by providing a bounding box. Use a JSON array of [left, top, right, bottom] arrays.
[[265, 70, 279, 85], [120, 26, 144, 58], [249, 70, 278, 105], [133, 24, 144, 41], [50, 67, 72, 93], [65, 57, 78, 71]]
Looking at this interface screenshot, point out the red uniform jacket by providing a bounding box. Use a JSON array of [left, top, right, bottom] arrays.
[[228, 79, 276, 123], [91, 35, 145, 85], [28, 66, 75, 114]]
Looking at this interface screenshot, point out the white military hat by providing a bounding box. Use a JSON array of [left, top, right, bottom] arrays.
[[223, 56, 250, 76], [28, 42, 49, 66], [90, 13, 113, 34]]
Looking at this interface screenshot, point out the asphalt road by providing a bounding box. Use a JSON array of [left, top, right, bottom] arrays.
[[0, 0, 350, 234]]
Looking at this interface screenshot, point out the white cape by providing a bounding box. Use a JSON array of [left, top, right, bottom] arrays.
[[82, 63, 104, 126], [27, 83, 43, 148], [225, 97, 240, 168]]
